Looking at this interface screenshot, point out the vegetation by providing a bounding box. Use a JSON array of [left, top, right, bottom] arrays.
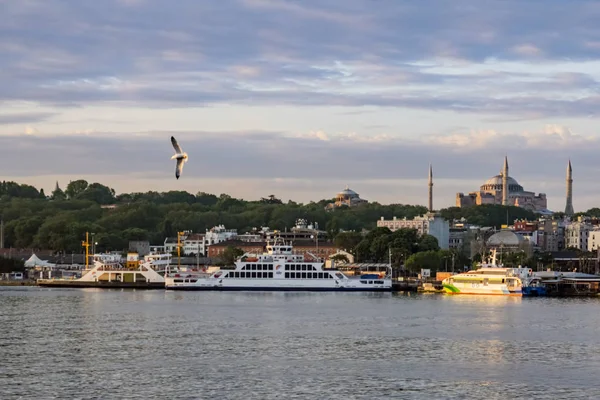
[[0, 256, 25, 274], [0, 179, 594, 270]]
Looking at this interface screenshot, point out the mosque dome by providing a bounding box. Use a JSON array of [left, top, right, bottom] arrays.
[[487, 230, 524, 247], [480, 174, 524, 193], [337, 185, 359, 199]]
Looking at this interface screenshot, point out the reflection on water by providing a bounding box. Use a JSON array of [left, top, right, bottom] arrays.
[[1, 288, 600, 399]]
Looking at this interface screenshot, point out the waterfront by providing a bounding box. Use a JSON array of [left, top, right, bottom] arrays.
[[2, 289, 600, 399]]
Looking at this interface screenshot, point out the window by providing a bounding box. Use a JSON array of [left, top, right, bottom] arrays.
[[268, 272, 273, 278], [302, 273, 307, 279], [251, 272, 256, 278]]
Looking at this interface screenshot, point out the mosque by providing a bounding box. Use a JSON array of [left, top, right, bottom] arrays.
[[455, 157, 551, 213], [325, 185, 368, 210]]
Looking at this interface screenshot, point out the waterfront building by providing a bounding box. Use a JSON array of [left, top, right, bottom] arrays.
[[377, 213, 450, 249], [455, 156, 548, 213]]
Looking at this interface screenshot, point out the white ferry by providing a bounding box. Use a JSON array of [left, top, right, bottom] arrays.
[[38, 251, 171, 289], [165, 237, 392, 291], [441, 250, 544, 296]]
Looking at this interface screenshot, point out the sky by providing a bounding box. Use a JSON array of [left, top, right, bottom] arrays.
[[1, 0, 600, 211]]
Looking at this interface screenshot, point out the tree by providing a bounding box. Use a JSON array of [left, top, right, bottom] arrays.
[[334, 231, 362, 254], [65, 180, 89, 199], [418, 234, 440, 252], [330, 253, 350, 263], [404, 250, 442, 273], [218, 246, 245, 266], [77, 183, 116, 204]]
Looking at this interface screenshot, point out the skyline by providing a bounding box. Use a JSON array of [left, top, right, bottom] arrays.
[[2, 1, 600, 210]]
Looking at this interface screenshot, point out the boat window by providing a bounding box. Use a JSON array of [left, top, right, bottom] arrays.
[[311, 266, 317, 271], [268, 264, 273, 269], [268, 272, 273, 278], [251, 272, 256, 278], [318, 273, 323, 279], [301, 272, 307, 279], [374, 280, 383, 284], [360, 280, 367, 284], [285, 272, 289, 278]]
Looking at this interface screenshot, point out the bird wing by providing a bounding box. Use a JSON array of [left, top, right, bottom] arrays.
[[175, 158, 184, 179], [171, 136, 183, 154]]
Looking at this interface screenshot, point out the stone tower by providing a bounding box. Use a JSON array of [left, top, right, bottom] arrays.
[[502, 156, 509, 206], [565, 159, 574, 216], [428, 164, 433, 212]]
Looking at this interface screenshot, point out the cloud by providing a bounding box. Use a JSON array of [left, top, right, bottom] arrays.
[[1, 1, 600, 119], [0, 127, 596, 211], [0, 112, 56, 125]]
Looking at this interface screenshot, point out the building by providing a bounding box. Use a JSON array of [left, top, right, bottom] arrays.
[[207, 240, 266, 258], [265, 219, 327, 242], [486, 230, 533, 261], [565, 159, 574, 216], [588, 230, 600, 252], [183, 233, 205, 256], [455, 156, 548, 213], [128, 241, 150, 256], [376, 213, 450, 249], [325, 186, 368, 210], [565, 217, 593, 251], [537, 218, 565, 252], [205, 225, 238, 246]]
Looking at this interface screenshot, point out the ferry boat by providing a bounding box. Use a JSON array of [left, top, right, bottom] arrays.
[[37, 251, 172, 289], [165, 237, 392, 291], [441, 250, 545, 296]]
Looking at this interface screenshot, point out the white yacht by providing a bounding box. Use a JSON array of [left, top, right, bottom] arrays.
[[165, 237, 392, 291], [441, 249, 544, 296]]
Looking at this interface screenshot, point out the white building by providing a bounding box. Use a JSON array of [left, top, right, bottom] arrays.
[[588, 230, 600, 252], [565, 217, 593, 251], [377, 213, 450, 249]]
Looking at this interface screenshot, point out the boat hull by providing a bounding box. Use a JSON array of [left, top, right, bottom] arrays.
[[442, 282, 522, 296], [37, 280, 164, 289], [166, 285, 391, 292]]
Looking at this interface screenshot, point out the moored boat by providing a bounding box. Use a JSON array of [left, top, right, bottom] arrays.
[[37, 251, 171, 289], [165, 236, 392, 291]]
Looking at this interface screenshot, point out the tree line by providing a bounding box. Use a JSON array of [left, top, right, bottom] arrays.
[[0, 179, 587, 261]]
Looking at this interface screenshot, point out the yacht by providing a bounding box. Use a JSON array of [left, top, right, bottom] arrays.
[[441, 249, 545, 296], [165, 237, 392, 291]]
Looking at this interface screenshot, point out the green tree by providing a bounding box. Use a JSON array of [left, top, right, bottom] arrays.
[[65, 180, 89, 199], [418, 234, 440, 252], [219, 246, 245, 266], [334, 231, 363, 254], [405, 250, 442, 273], [77, 183, 116, 204]]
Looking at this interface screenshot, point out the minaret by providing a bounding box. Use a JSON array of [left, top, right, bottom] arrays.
[[428, 164, 433, 212], [502, 156, 509, 206], [565, 159, 574, 216]]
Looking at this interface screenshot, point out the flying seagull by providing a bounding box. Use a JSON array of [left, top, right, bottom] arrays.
[[170, 136, 188, 179]]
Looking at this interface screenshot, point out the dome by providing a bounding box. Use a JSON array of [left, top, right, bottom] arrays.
[[483, 175, 519, 187], [480, 174, 524, 193], [487, 230, 524, 247], [338, 185, 359, 197]]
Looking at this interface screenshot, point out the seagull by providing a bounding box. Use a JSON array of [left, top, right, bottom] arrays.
[[170, 136, 188, 179]]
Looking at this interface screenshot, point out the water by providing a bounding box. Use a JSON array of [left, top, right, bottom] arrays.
[[1, 288, 600, 399]]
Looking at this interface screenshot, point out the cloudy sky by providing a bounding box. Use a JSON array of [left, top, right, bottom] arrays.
[[1, 0, 599, 211]]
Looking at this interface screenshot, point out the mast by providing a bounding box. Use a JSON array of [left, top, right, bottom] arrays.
[[81, 232, 90, 268]]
